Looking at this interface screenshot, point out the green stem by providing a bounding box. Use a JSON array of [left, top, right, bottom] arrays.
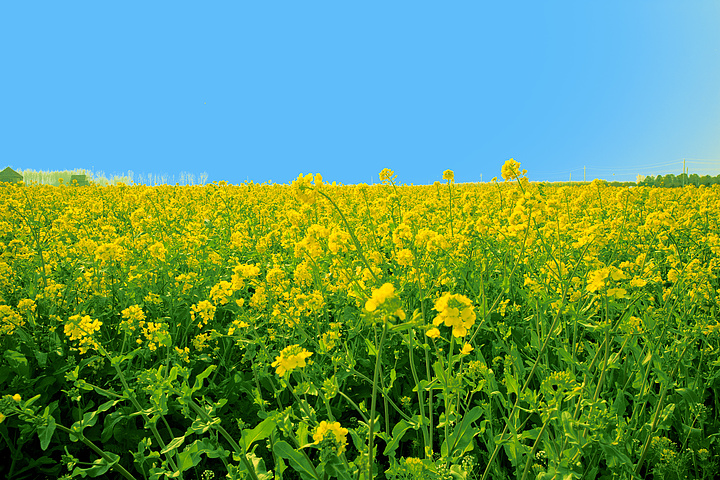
[[367, 321, 388, 480], [406, 329, 431, 457], [520, 409, 554, 480]]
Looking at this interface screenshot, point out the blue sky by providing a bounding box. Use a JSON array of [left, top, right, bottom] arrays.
[[3, 1, 719, 185]]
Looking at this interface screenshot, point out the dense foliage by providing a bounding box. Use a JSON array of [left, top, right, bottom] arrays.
[[1, 161, 719, 479]]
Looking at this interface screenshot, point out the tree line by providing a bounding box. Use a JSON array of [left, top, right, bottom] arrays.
[[637, 173, 720, 187]]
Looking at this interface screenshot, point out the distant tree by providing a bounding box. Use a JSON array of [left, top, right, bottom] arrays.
[[665, 174, 677, 188], [641, 176, 656, 187], [689, 173, 700, 186]]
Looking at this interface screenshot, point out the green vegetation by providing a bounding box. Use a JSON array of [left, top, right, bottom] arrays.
[[15, 169, 209, 186]]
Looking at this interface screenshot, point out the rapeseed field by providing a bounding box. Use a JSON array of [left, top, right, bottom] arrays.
[[1, 160, 719, 479]]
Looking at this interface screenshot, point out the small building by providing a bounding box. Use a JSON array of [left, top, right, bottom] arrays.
[[70, 174, 89, 186], [0, 167, 23, 184]]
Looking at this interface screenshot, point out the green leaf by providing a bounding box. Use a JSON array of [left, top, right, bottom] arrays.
[[72, 452, 120, 478], [504, 372, 519, 397], [161, 435, 186, 454], [176, 439, 213, 472], [610, 390, 628, 417], [599, 442, 631, 468], [240, 417, 276, 453], [676, 387, 700, 407], [97, 399, 121, 414], [34, 350, 48, 368], [274, 440, 320, 480], [38, 412, 56, 451], [233, 452, 275, 480], [189, 416, 221, 434], [192, 365, 216, 393], [4, 350, 29, 378], [441, 406, 483, 460], [562, 411, 582, 446], [322, 452, 352, 480], [660, 403, 676, 425], [384, 419, 412, 456], [365, 338, 377, 356], [24, 394, 42, 408]]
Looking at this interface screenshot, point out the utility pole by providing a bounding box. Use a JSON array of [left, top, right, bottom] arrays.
[[584, 166, 586, 182], [569, 172, 572, 182], [683, 158, 685, 186]]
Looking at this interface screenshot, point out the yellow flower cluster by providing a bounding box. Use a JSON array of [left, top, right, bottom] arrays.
[[365, 283, 395, 311], [0, 305, 24, 336], [501, 158, 526, 181], [271, 344, 313, 377], [365, 283, 406, 321], [313, 420, 349, 454], [292, 173, 322, 205], [190, 300, 216, 328], [379, 168, 396, 184], [430, 293, 476, 338], [64, 315, 103, 354]]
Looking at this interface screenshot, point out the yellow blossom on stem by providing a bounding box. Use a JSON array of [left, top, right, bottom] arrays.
[[426, 327, 441, 339], [433, 293, 476, 338], [443, 169, 455, 182], [271, 344, 313, 377], [365, 283, 406, 321], [501, 158, 526, 181], [365, 283, 395, 312], [292, 173, 318, 205], [64, 315, 103, 354], [190, 300, 216, 327], [313, 421, 349, 454], [379, 168, 396, 184]]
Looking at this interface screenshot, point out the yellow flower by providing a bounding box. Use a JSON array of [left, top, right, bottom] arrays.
[[174, 346, 190, 363], [292, 173, 318, 205], [64, 315, 103, 354], [313, 421, 349, 454], [147, 241, 167, 260], [365, 283, 406, 321], [190, 300, 216, 326], [0, 412, 5, 423], [271, 345, 313, 377], [426, 327, 441, 339], [460, 343, 474, 355], [16, 298, 36, 314], [501, 158, 523, 181], [210, 280, 234, 305], [0, 305, 24, 336], [365, 283, 396, 312], [12, 393, 21, 402], [379, 168, 395, 183], [607, 287, 627, 299], [442, 169, 455, 182], [396, 248, 414, 267], [433, 293, 476, 338], [586, 268, 608, 293]]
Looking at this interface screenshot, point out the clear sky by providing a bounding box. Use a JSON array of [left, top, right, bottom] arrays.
[[3, 1, 720, 185]]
